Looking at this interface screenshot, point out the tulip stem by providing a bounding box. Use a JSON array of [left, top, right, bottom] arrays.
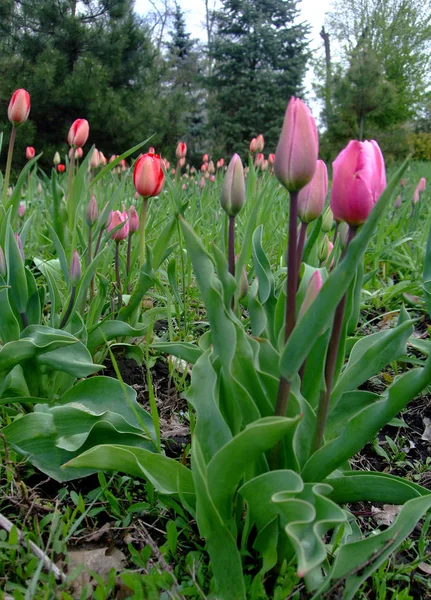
[[87, 225, 92, 268], [312, 226, 356, 451], [67, 152, 76, 251], [228, 215, 235, 277], [296, 221, 307, 279], [126, 232, 132, 276], [115, 241, 122, 310], [2, 126, 17, 207], [273, 191, 299, 449], [60, 286, 76, 329], [139, 197, 148, 268]]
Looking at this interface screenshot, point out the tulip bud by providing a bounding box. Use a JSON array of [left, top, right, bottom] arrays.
[[298, 270, 323, 320], [201, 163, 207, 172], [86, 195, 98, 226], [128, 205, 140, 233], [202, 154, 209, 163], [120, 159, 127, 171], [176, 141, 187, 159], [75, 147, 83, 160], [148, 147, 155, 154], [412, 187, 420, 205], [53, 151, 61, 166], [133, 153, 165, 197], [268, 153, 275, 165], [90, 148, 100, 168], [208, 160, 215, 174], [418, 177, 426, 193], [178, 157, 186, 168], [249, 138, 257, 153], [67, 118, 89, 148], [220, 153, 245, 217], [37, 183, 42, 194], [26, 146, 35, 160], [18, 203, 25, 217], [210, 175, 215, 182], [107, 210, 129, 241], [14, 233, 24, 261], [217, 158, 224, 169], [182, 183, 187, 190], [69, 250, 82, 286], [0, 246, 6, 278], [321, 206, 334, 232], [99, 151, 107, 166], [297, 160, 328, 223], [57, 164, 66, 173], [255, 153, 264, 168], [274, 97, 318, 192], [318, 234, 331, 262], [394, 195, 402, 209], [255, 134, 264, 153], [200, 176, 206, 189], [8, 89, 30, 125], [330, 140, 386, 226]]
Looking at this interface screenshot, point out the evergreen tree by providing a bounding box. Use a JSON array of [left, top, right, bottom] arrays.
[[208, 0, 309, 156], [161, 2, 206, 159], [0, 0, 163, 169]]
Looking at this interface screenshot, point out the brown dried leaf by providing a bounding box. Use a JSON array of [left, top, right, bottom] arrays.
[[66, 546, 126, 597], [418, 562, 431, 575], [371, 504, 401, 527]]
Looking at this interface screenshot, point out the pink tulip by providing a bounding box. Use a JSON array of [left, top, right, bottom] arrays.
[[200, 176, 206, 189], [8, 89, 30, 125], [133, 152, 165, 197], [255, 134, 264, 152], [268, 153, 275, 165], [67, 119, 89, 148], [99, 151, 107, 166], [128, 205, 140, 233], [208, 160, 215, 174], [255, 153, 264, 168], [75, 147, 83, 159], [297, 160, 328, 223], [274, 97, 318, 192], [26, 146, 35, 160], [178, 157, 186, 167], [18, 203, 25, 217], [298, 270, 323, 319], [210, 175, 215, 182], [202, 154, 209, 163], [86, 195, 98, 226], [201, 163, 207, 172], [418, 177, 426, 193], [412, 187, 420, 205], [90, 148, 100, 168], [330, 140, 386, 226], [148, 147, 155, 154], [249, 138, 257, 153], [394, 195, 402, 208], [107, 210, 129, 241], [176, 141, 187, 159], [217, 158, 224, 169]]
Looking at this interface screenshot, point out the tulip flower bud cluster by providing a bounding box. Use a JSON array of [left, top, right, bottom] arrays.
[[220, 153, 245, 217], [250, 134, 264, 153]]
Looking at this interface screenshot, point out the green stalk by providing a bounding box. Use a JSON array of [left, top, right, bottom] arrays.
[[139, 197, 148, 267], [60, 286, 76, 329], [2, 126, 17, 207], [228, 215, 235, 277], [312, 226, 357, 451], [296, 220, 307, 279], [115, 241, 122, 310]]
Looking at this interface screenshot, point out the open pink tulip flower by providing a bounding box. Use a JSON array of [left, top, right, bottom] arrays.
[[330, 140, 386, 227], [274, 97, 318, 192], [297, 160, 328, 223]]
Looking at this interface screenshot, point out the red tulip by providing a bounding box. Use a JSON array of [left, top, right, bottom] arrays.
[[133, 152, 165, 197], [57, 164, 66, 173], [274, 97, 318, 192], [8, 89, 30, 125], [297, 160, 328, 223], [330, 140, 386, 226], [268, 153, 275, 165], [107, 210, 129, 241], [255, 134, 264, 152], [26, 146, 35, 160], [176, 141, 187, 159], [67, 119, 89, 148]]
